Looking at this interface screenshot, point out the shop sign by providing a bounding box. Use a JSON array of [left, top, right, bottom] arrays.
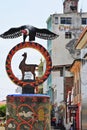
[[68, 105, 78, 110]]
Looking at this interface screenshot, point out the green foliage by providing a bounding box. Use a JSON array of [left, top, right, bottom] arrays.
[[0, 105, 6, 117]]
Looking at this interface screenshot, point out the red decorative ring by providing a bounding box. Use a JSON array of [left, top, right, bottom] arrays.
[[6, 42, 52, 87]]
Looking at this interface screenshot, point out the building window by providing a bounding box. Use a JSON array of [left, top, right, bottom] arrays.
[[55, 17, 58, 24], [65, 32, 72, 39], [81, 18, 87, 25], [60, 69, 63, 77], [60, 17, 72, 24]]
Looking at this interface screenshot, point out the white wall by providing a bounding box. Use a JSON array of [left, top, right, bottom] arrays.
[[52, 75, 64, 105], [81, 60, 87, 99]]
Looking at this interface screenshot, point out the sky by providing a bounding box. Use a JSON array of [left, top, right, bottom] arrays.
[[0, 0, 87, 101]]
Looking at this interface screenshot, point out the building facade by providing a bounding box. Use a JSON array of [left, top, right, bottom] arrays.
[[45, 0, 87, 125], [68, 27, 87, 130], [75, 27, 87, 130], [70, 59, 81, 130]]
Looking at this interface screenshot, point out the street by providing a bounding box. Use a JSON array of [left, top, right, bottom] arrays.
[[0, 127, 5, 130], [0, 126, 59, 130], [51, 126, 61, 130]]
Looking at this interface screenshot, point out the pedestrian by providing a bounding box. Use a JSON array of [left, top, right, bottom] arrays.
[[65, 122, 71, 130], [70, 123, 74, 130], [51, 117, 56, 126]]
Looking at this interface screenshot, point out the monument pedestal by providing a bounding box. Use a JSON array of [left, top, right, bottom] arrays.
[[22, 79, 35, 94], [6, 94, 51, 130]]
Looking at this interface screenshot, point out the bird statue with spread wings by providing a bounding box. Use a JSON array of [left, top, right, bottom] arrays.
[[0, 25, 59, 42]]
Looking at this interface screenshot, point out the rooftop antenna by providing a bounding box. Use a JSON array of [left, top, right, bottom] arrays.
[[80, 8, 82, 17], [80, 0, 83, 14]]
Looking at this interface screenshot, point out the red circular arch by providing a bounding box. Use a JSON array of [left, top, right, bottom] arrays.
[[6, 42, 52, 87]]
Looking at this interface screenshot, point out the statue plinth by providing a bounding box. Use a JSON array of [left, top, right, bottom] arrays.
[[6, 94, 51, 130]]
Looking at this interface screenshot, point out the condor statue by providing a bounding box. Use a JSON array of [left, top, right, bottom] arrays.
[[0, 25, 59, 42]]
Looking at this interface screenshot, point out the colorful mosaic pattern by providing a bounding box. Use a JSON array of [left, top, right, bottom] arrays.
[[6, 94, 51, 130], [5, 42, 52, 88]]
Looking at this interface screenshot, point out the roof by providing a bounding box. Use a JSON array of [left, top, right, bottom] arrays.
[[52, 64, 71, 71], [0, 101, 6, 106], [76, 26, 87, 49]]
